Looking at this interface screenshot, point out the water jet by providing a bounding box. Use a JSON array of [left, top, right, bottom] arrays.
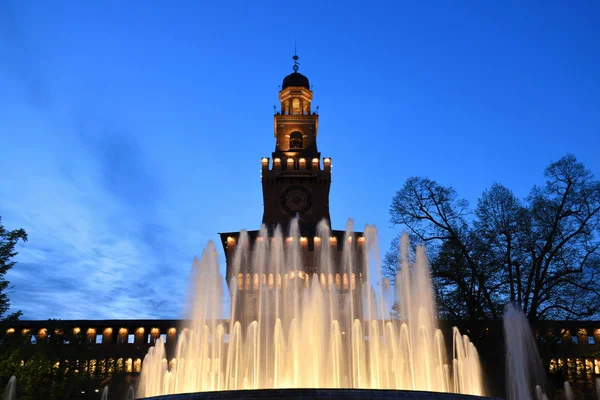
[[137, 228, 486, 398]]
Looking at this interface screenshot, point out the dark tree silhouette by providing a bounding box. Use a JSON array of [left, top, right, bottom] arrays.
[[0, 216, 28, 321], [386, 154, 600, 322]]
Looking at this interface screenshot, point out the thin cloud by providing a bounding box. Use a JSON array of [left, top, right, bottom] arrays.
[[2, 97, 192, 321], [0, 1, 217, 321]]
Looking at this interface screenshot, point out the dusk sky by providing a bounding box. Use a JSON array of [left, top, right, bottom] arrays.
[[1, 1, 599, 320]]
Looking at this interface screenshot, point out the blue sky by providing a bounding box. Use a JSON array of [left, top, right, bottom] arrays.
[[1, 0, 599, 320]]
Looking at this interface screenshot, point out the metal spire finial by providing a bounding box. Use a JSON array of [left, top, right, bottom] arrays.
[[292, 43, 299, 72]]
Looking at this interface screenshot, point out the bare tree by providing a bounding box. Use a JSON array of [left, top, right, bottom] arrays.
[[385, 155, 600, 322], [520, 155, 600, 320]]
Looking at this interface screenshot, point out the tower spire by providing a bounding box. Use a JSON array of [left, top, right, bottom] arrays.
[[293, 44, 299, 72]]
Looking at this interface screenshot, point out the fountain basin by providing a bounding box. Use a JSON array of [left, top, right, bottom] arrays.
[[142, 389, 497, 400]]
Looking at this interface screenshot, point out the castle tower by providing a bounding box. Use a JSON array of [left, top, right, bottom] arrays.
[[261, 54, 332, 228], [219, 55, 364, 296]]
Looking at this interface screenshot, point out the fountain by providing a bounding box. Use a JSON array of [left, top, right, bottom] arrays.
[[562, 382, 574, 400], [504, 304, 549, 400], [137, 222, 487, 398], [126, 385, 136, 400], [2, 376, 16, 400]]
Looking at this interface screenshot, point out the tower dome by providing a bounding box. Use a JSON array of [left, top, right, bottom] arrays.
[[282, 53, 310, 90], [282, 72, 310, 89]]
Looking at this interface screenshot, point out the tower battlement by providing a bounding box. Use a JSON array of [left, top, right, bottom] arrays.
[[261, 156, 331, 173]]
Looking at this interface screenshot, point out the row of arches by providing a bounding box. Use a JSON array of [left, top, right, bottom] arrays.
[[9, 326, 178, 346], [236, 272, 361, 291], [281, 98, 310, 116], [538, 328, 600, 345], [549, 358, 600, 376], [31, 358, 143, 375]]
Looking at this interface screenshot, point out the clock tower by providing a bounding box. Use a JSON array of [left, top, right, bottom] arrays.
[[219, 54, 364, 291], [261, 55, 332, 229]]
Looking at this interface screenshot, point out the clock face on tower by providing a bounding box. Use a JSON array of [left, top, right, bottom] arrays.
[[281, 186, 313, 215]]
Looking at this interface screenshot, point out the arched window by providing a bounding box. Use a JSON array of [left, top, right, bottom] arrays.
[[134, 358, 142, 373], [268, 273, 274, 289], [253, 273, 259, 290], [290, 131, 303, 149]]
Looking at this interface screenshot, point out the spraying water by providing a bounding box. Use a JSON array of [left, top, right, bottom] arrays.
[[534, 385, 548, 400], [504, 304, 548, 400], [562, 381, 573, 400], [126, 385, 136, 400], [100, 386, 109, 400], [2, 376, 16, 400], [138, 222, 484, 397]]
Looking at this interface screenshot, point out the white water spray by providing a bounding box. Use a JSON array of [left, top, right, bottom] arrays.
[[2, 376, 16, 400], [504, 304, 549, 400], [563, 381, 573, 400], [138, 222, 483, 397]]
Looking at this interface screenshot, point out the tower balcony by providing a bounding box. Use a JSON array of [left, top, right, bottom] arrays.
[[261, 156, 332, 174]]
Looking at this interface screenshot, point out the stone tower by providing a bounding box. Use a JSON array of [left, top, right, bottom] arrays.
[[219, 55, 364, 292], [261, 54, 331, 228]]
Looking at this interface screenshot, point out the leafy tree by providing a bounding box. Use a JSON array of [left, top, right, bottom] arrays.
[[0, 320, 130, 399], [386, 154, 600, 322], [0, 217, 28, 321]]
